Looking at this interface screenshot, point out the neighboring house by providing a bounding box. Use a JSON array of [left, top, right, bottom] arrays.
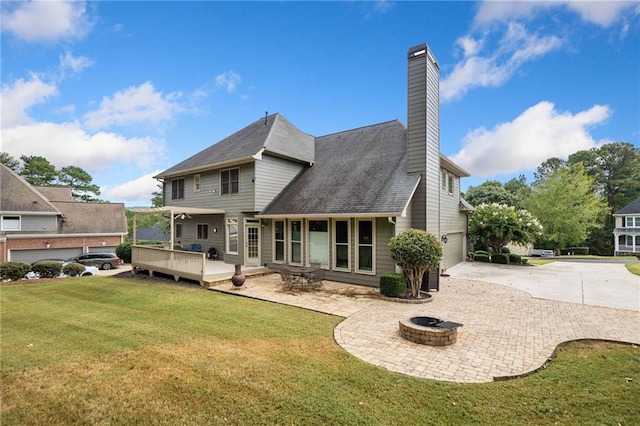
[[613, 197, 640, 256], [153, 43, 471, 286], [0, 164, 128, 263]]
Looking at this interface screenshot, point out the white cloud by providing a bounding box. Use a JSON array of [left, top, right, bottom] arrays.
[[1, 75, 58, 128], [102, 170, 163, 203], [82, 82, 183, 130], [450, 101, 611, 177], [1, 122, 165, 171], [60, 51, 93, 75], [475, 0, 637, 28], [1, 1, 92, 43], [215, 71, 242, 93], [441, 23, 562, 102]]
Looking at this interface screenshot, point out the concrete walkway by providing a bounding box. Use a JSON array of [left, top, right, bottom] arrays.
[[450, 261, 640, 311], [209, 272, 640, 383]]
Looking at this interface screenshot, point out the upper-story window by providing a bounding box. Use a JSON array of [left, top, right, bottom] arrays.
[[447, 174, 454, 195], [1, 215, 21, 231], [626, 216, 640, 227], [193, 174, 201, 192], [171, 178, 185, 200], [441, 169, 447, 189], [221, 168, 239, 195]]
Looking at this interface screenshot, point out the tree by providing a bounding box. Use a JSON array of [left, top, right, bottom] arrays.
[[20, 155, 58, 186], [151, 184, 163, 208], [388, 229, 442, 299], [503, 175, 531, 207], [567, 142, 640, 254], [534, 157, 565, 183], [58, 165, 102, 202], [469, 203, 542, 253], [523, 163, 608, 250], [464, 180, 518, 207], [0, 152, 20, 172]]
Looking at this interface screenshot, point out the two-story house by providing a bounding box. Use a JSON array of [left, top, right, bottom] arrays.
[[153, 43, 472, 286], [0, 164, 128, 263], [613, 197, 640, 256]]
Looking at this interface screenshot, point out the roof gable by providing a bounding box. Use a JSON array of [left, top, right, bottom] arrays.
[[260, 120, 421, 216], [615, 197, 640, 215], [156, 113, 314, 178], [0, 165, 61, 214]]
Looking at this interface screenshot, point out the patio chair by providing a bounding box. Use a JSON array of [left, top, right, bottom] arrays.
[[307, 263, 325, 290], [207, 247, 219, 260], [187, 243, 202, 252], [279, 265, 299, 291]]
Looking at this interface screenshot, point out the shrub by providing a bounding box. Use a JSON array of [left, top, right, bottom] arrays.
[[562, 247, 590, 255], [31, 261, 63, 278], [379, 273, 406, 297], [63, 262, 86, 277], [491, 253, 510, 264], [0, 261, 32, 281], [116, 241, 133, 263], [474, 250, 490, 257], [474, 254, 490, 262], [500, 247, 511, 254], [508, 253, 523, 264], [389, 229, 442, 298]]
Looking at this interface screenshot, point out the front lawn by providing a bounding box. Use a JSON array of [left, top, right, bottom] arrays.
[[626, 262, 640, 276], [2, 278, 638, 425]]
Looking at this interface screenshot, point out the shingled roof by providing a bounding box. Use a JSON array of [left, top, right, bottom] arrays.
[[54, 201, 127, 234], [34, 186, 74, 202], [156, 113, 314, 178], [259, 120, 421, 216], [0, 165, 61, 214], [614, 197, 640, 215]]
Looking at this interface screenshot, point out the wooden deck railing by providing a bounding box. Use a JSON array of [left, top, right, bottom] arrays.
[[132, 245, 206, 284]]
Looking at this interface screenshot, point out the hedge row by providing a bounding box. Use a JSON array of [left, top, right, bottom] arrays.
[[0, 261, 87, 281], [470, 252, 527, 265]]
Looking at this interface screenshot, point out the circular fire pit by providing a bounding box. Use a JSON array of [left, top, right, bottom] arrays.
[[399, 316, 461, 346]]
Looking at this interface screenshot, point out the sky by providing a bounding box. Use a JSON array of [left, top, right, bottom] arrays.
[[2, 0, 639, 207]]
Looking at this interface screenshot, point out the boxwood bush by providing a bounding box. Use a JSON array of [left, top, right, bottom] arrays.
[[0, 261, 32, 281], [474, 253, 490, 262], [500, 247, 511, 254], [31, 261, 63, 278], [379, 273, 406, 297], [63, 262, 86, 277], [491, 253, 510, 264], [508, 253, 523, 264], [474, 250, 491, 257]]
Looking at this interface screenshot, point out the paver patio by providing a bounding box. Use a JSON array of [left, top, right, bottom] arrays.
[[210, 273, 640, 383]]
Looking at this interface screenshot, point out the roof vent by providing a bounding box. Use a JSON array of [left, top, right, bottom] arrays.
[[264, 111, 268, 125]]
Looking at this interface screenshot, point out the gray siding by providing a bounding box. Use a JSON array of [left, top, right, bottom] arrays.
[[12, 215, 58, 233], [164, 163, 256, 212], [407, 44, 441, 236], [439, 172, 469, 267], [254, 155, 305, 211], [173, 214, 225, 258]]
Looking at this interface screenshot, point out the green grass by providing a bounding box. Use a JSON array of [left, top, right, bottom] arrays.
[[626, 262, 640, 276], [527, 258, 555, 265], [2, 277, 639, 425]]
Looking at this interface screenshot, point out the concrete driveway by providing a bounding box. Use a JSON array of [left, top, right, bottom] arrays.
[[449, 261, 640, 312]]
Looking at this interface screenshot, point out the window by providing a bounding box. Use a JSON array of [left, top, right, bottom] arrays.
[[1, 216, 20, 231], [308, 220, 329, 267], [447, 174, 454, 195], [626, 235, 640, 245], [333, 219, 350, 270], [226, 219, 238, 254], [441, 169, 447, 189], [197, 224, 209, 240], [274, 220, 286, 262], [171, 178, 184, 200], [193, 174, 201, 192], [221, 168, 239, 195], [356, 219, 374, 273], [626, 216, 640, 227], [175, 223, 182, 239], [290, 220, 303, 265]]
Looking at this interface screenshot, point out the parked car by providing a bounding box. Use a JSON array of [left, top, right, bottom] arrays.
[[27, 261, 100, 279], [67, 253, 123, 270]]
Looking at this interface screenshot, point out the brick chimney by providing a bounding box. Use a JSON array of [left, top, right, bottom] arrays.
[[407, 43, 441, 234]]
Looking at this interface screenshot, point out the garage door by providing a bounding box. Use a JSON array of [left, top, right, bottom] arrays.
[[10, 247, 83, 264], [443, 232, 464, 269]]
